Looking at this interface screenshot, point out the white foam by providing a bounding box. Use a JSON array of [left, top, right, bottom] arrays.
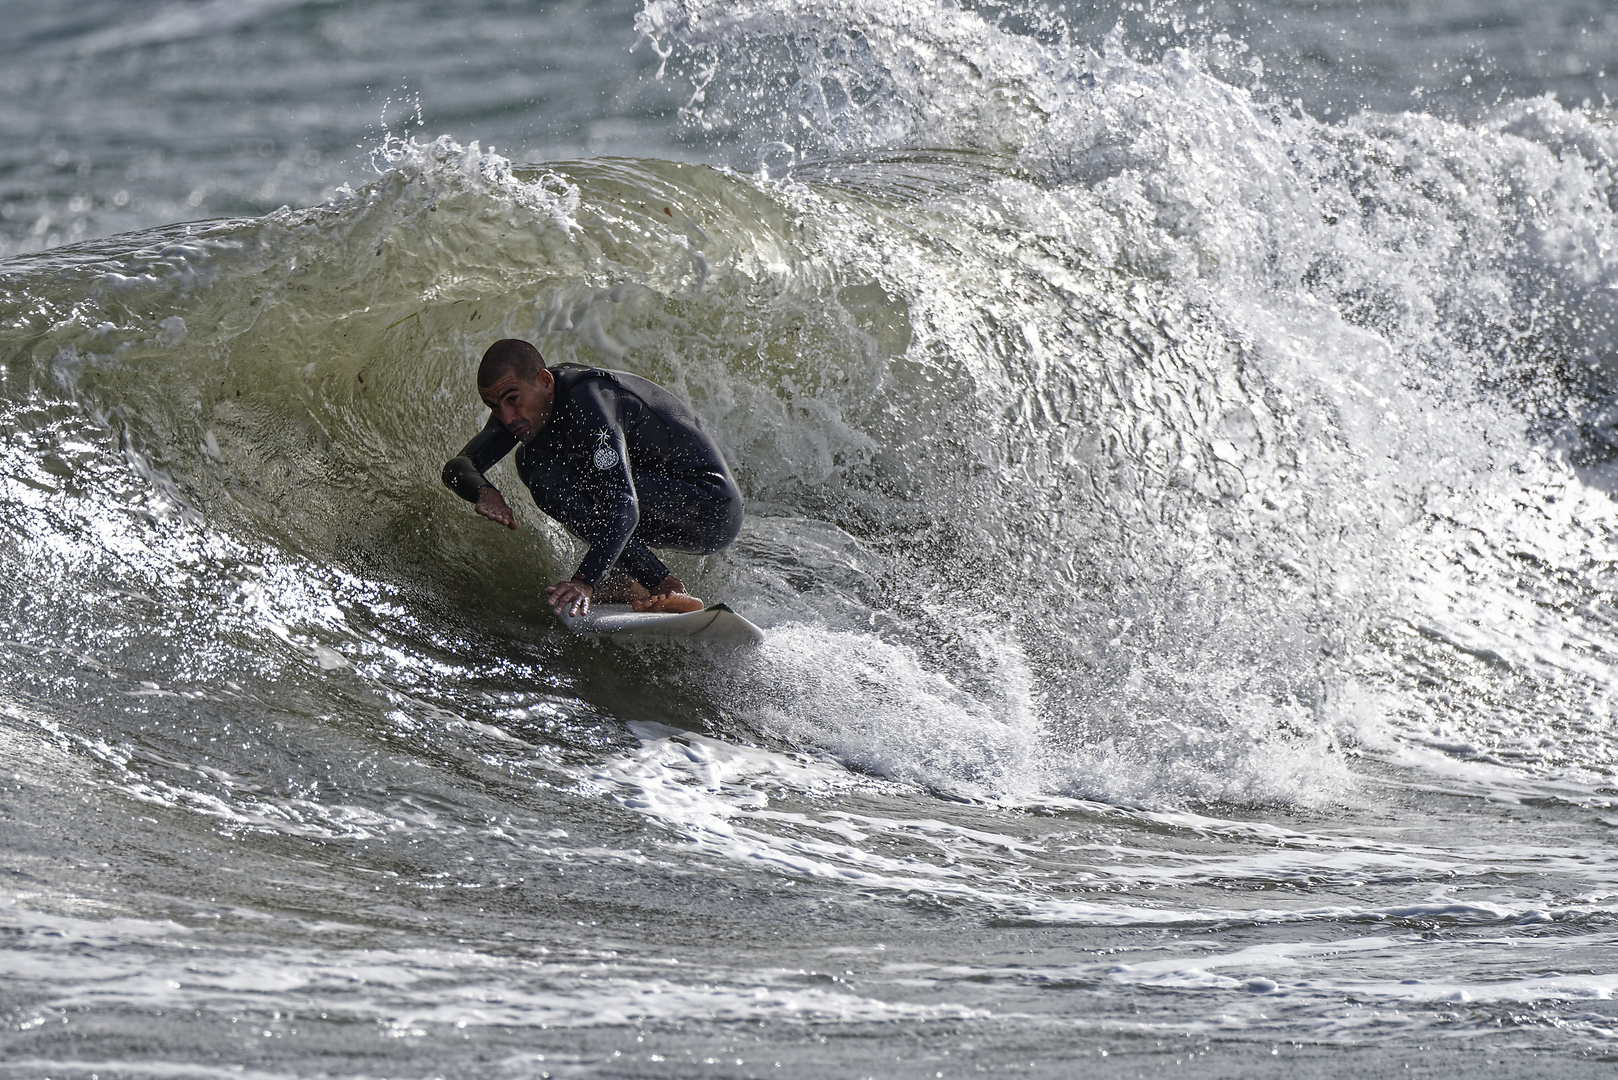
[[2, 893, 983, 1030]]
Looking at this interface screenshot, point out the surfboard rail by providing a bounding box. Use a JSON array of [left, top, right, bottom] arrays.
[[559, 602, 765, 643]]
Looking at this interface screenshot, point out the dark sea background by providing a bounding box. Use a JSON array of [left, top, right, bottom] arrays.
[[6, 1, 1618, 1076]]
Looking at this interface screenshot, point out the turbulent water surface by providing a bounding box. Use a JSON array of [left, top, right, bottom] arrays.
[[6, 0, 1618, 1076]]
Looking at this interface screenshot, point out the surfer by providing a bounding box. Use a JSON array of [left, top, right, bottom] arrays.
[[441, 338, 743, 619]]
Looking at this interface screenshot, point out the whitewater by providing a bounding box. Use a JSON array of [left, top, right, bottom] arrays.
[[4, 0, 1618, 1075]]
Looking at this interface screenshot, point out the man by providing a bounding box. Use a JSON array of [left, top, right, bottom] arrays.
[[442, 338, 743, 618]]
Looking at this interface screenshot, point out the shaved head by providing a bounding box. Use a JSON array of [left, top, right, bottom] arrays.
[[477, 338, 546, 388]]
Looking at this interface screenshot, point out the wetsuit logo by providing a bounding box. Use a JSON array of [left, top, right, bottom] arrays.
[[591, 430, 619, 471]]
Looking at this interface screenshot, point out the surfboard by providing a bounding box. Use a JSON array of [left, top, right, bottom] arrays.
[[559, 602, 766, 643]]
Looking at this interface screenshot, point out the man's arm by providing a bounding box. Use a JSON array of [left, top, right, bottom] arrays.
[[565, 380, 643, 590], [442, 416, 520, 528]]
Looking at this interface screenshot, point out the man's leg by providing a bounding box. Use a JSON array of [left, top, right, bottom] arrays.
[[627, 472, 744, 555], [581, 472, 743, 597]]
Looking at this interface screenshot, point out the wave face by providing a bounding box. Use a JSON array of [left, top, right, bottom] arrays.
[[7, 1, 1618, 1075]]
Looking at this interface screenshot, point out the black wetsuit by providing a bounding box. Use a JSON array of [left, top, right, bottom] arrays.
[[441, 364, 743, 589]]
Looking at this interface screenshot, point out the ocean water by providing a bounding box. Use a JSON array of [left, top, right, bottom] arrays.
[[5, 0, 1618, 1076]]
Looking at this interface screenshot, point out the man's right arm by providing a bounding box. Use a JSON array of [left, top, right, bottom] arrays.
[[442, 416, 519, 502]]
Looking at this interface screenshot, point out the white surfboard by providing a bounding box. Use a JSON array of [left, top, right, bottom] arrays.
[[560, 602, 765, 643]]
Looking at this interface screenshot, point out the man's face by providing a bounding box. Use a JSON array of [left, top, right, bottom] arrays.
[[480, 367, 555, 443]]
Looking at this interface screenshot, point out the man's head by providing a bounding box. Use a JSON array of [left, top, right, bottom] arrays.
[[478, 338, 555, 443], [477, 338, 545, 387]]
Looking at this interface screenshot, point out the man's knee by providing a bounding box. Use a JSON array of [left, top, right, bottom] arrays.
[[708, 493, 743, 552]]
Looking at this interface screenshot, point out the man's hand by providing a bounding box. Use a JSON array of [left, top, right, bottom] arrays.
[[475, 486, 517, 529], [547, 580, 594, 618]]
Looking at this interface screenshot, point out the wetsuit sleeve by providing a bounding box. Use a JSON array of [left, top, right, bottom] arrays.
[[441, 415, 518, 502], [566, 379, 666, 590]]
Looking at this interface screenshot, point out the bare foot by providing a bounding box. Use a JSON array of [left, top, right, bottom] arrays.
[[633, 593, 704, 614]]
